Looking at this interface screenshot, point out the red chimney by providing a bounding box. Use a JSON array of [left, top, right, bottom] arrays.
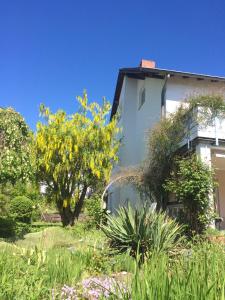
[[139, 59, 156, 69]]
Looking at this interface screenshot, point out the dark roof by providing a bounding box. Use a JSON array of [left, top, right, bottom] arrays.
[[110, 67, 225, 119]]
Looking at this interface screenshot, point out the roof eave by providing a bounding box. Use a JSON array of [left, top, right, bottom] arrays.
[[110, 67, 225, 120]]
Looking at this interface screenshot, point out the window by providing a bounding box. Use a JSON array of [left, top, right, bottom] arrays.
[[138, 88, 145, 109]]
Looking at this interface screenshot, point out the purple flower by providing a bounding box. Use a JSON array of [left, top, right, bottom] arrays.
[[81, 276, 128, 299], [60, 285, 77, 300]]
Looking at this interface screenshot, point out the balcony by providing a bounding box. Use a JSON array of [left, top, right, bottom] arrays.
[[182, 107, 225, 147]]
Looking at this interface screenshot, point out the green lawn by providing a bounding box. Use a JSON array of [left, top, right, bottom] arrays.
[[15, 226, 105, 251]]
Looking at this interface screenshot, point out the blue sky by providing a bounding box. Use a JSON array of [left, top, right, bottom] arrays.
[[0, 0, 225, 130]]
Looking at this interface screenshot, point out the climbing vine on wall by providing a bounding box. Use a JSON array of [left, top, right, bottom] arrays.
[[141, 94, 225, 209]]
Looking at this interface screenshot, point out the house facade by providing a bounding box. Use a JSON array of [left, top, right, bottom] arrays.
[[109, 59, 225, 229]]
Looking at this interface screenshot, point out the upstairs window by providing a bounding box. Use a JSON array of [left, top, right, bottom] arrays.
[[138, 88, 145, 110]]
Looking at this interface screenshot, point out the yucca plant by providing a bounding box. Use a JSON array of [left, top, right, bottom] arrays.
[[102, 205, 184, 263]]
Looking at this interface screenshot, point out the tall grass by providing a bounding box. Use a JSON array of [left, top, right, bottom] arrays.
[[0, 247, 89, 299], [0, 226, 134, 299], [129, 242, 225, 300], [1, 224, 225, 299]]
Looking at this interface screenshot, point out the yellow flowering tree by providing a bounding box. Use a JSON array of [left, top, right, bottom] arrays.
[[35, 92, 120, 226]]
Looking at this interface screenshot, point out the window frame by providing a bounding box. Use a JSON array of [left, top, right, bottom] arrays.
[[138, 87, 146, 110]]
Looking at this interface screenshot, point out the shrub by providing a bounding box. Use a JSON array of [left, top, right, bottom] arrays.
[[0, 193, 10, 215], [102, 205, 184, 263], [0, 182, 44, 219], [9, 196, 33, 224], [164, 155, 216, 235], [85, 195, 106, 228], [14, 222, 31, 238], [0, 216, 16, 238], [0, 217, 30, 239]]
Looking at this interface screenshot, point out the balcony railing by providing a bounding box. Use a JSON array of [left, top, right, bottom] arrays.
[[181, 107, 225, 147]]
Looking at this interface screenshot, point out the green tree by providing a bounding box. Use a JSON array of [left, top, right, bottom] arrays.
[[0, 108, 33, 184], [35, 92, 120, 226], [164, 155, 216, 235]]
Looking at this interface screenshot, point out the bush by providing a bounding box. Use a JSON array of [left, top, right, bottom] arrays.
[[102, 205, 184, 263], [0, 216, 30, 239], [9, 196, 33, 224], [164, 155, 216, 235], [0, 193, 10, 214], [14, 222, 31, 238], [0, 216, 16, 238], [85, 195, 106, 228]]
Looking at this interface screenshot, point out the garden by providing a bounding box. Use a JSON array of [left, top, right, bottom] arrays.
[[1, 93, 225, 299]]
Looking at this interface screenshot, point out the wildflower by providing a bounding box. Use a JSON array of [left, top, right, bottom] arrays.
[[61, 285, 77, 300]]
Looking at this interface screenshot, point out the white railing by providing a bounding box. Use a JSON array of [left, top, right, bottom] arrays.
[[181, 107, 225, 146]]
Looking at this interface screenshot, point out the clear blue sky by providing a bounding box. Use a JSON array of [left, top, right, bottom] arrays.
[[0, 0, 225, 130]]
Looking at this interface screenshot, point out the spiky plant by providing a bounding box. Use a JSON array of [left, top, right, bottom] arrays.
[[102, 205, 184, 263]]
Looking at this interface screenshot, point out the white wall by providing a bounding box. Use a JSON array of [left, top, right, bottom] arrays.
[[109, 74, 225, 212], [109, 76, 164, 211], [165, 77, 225, 115], [165, 77, 225, 142]]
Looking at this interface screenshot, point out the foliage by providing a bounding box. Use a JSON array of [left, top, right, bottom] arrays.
[[0, 225, 133, 299], [8, 181, 43, 203], [0, 182, 43, 225], [205, 227, 224, 237], [142, 106, 188, 207], [85, 195, 106, 228], [102, 205, 184, 263], [0, 181, 43, 212], [1, 223, 225, 299], [189, 94, 225, 124], [35, 92, 120, 226], [164, 155, 216, 235], [0, 217, 30, 239], [14, 222, 31, 238], [0, 107, 33, 184], [142, 94, 225, 209], [9, 196, 33, 224], [0, 216, 16, 238], [128, 242, 225, 300], [0, 192, 10, 215]]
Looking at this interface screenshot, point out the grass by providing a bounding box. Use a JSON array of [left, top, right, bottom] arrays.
[[0, 223, 134, 299], [1, 222, 225, 299], [130, 242, 225, 300], [13, 222, 106, 251]]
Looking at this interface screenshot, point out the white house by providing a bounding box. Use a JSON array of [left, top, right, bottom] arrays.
[[108, 59, 225, 229]]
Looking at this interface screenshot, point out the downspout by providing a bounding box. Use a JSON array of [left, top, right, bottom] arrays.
[[215, 117, 219, 146], [161, 74, 170, 117], [160, 74, 170, 208]]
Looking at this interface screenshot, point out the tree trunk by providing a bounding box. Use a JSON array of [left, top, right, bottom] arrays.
[[57, 200, 73, 227], [72, 185, 88, 224], [61, 205, 73, 226]]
